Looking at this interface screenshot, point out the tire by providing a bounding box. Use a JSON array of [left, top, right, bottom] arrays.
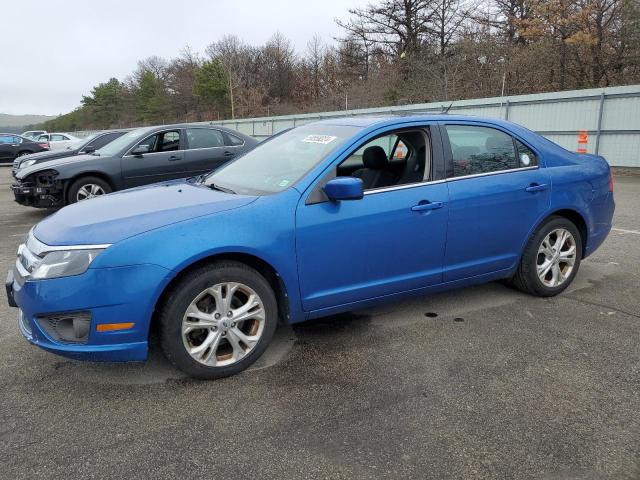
[[512, 216, 582, 297], [158, 261, 278, 380], [67, 176, 112, 204]]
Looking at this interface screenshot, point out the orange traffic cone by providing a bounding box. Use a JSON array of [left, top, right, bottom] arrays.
[[395, 143, 404, 158], [577, 130, 588, 153]]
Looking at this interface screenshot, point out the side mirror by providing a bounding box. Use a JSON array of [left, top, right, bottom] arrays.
[[83, 145, 96, 154], [131, 145, 150, 156], [324, 177, 364, 201]]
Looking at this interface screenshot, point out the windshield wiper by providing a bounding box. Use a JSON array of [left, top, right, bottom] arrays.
[[209, 183, 236, 194], [191, 173, 207, 184]]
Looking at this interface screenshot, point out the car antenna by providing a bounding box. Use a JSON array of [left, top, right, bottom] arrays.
[[441, 103, 454, 114]]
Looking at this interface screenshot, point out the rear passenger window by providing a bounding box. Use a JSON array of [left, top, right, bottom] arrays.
[[225, 133, 244, 146], [515, 139, 538, 167], [445, 125, 519, 177], [186, 128, 225, 149]]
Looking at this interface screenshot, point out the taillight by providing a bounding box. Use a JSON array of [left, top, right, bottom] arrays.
[[609, 171, 614, 192]]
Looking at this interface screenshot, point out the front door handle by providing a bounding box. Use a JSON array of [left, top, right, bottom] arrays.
[[223, 151, 235, 157], [411, 201, 444, 212], [168, 155, 182, 161], [525, 183, 548, 193]]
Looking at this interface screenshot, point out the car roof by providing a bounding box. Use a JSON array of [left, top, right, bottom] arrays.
[[127, 123, 254, 139], [311, 114, 514, 128]]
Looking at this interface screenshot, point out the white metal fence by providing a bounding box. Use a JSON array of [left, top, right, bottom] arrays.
[[206, 84, 640, 168]]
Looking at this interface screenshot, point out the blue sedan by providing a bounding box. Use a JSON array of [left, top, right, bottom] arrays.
[[6, 115, 615, 379]]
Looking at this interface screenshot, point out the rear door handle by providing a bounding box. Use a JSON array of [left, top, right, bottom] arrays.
[[223, 151, 235, 157], [411, 201, 444, 212], [168, 155, 182, 161], [525, 183, 548, 193]]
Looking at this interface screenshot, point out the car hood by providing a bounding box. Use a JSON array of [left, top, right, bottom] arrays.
[[16, 153, 104, 179], [17, 149, 77, 163], [33, 180, 258, 245]]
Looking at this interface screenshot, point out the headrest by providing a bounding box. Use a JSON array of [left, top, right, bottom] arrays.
[[485, 136, 512, 153], [362, 146, 389, 169]]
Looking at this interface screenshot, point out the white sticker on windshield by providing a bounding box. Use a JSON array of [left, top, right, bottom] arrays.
[[302, 135, 337, 145], [278, 179, 290, 187]]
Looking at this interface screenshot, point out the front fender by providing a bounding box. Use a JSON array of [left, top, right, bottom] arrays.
[[92, 189, 305, 323]]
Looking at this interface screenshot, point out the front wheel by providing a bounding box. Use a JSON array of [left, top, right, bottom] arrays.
[[159, 261, 278, 380], [512, 216, 582, 297], [67, 176, 112, 204]]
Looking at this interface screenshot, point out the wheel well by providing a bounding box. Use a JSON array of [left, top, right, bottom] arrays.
[[64, 172, 115, 201], [150, 253, 289, 336], [549, 209, 588, 256]]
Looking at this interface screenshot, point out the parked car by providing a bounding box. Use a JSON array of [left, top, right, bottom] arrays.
[[36, 132, 81, 151], [0, 133, 48, 163], [6, 115, 614, 379], [12, 124, 257, 208], [13, 130, 129, 176], [21, 130, 47, 140]]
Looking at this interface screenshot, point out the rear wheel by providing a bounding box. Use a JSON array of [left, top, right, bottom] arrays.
[[159, 261, 278, 380], [512, 216, 582, 297], [67, 176, 112, 204]]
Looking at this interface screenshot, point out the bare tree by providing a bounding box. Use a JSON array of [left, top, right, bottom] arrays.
[[336, 0, 438, 57]]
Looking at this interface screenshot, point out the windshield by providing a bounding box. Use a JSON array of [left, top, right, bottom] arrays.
[[204, 124, 360, 195], [68, 134, 97, 150], [95, 127, 154, 156]]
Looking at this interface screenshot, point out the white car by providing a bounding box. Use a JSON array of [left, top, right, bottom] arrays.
[[21, 130, 47, 140], [36, 132, 81, 151]]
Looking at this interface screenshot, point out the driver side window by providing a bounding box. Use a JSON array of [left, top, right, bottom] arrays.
[[445, 125, 520, 178], [336, 130, 430, 192], [134, 130, 181, 153]]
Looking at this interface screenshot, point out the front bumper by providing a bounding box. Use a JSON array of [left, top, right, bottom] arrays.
[[11, 181, 63, 208], [6, 263, 173, 362]]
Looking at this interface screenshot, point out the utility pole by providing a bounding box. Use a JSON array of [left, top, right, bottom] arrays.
[[228, 73, 235, 120]]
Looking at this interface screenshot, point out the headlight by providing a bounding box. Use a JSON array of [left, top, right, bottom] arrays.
[[30, 249, 104, 280], [20, 159, 37, 169]]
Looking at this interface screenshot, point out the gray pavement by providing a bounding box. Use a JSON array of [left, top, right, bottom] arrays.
[[0, 167, 638, 479]]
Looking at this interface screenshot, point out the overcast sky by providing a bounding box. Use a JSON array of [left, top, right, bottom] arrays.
[[0, 0, 370, 116]]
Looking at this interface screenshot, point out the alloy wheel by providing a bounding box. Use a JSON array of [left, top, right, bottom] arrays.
[[76, 184, 106, 201], [536, 228, 577, 288], [181, 282, 266, 367]]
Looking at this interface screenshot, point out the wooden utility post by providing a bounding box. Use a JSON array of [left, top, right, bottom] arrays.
[[229, 74, 235, 120]]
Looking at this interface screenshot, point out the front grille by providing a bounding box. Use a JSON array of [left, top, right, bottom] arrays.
[[36, 312, 91, 344]]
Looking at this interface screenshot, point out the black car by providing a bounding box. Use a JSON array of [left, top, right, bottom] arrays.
[[12, 130, 129, 176], [12, 124, 258, 208], [0, 134, 48, 164]]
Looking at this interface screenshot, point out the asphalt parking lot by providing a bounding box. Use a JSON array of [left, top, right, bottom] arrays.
[[0, 166, 638, 480]]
